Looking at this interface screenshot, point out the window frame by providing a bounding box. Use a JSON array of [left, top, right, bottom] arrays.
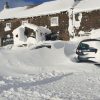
[[6, 23, 11, 28], [50, 17, 59, 27], [22, 20, 28, 25]]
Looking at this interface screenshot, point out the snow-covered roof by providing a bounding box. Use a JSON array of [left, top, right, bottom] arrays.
[[0, 0, 74, 19], [0, 6, 28, 19], [16, 0, 74, 18], [23, 23, 51, 34], [74, 0, 100, 13], [0, 0, 100, 19]]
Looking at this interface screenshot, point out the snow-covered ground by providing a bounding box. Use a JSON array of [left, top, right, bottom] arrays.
[[0, 34, 100, 100]]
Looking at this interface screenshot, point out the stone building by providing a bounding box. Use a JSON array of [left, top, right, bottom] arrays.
[[0, 0, 75, 46], [0, 0, 100, 46]]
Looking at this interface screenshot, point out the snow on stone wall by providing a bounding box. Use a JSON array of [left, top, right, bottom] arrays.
[[74, 13, 82, 29], [68, 8, 83, 37], [68, 9, 75, 37]]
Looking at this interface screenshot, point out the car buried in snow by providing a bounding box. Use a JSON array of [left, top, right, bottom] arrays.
[[76, 39, 100, 63]]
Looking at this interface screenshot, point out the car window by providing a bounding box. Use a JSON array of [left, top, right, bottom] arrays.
[[78, 43, 89, 50]]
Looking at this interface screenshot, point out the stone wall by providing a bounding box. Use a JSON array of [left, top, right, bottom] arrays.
[[75, 10, 100, 34]]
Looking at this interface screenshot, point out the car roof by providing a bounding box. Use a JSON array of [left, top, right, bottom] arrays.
[[81, 39, 100, 43]]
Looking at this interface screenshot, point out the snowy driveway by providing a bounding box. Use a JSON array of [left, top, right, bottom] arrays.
[[0, 41, 100, 100]]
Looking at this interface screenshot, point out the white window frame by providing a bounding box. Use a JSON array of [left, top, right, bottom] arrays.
[[6, 23, 11, 28], [22, 20, 28, 25], [50, 17, 59, 27], [4, 23, 11, 31]]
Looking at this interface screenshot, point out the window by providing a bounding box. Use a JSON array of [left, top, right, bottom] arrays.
[[4, 23, 11, 31], [6, 23, 11, 28], [50, 17, 59, 26], [22, 20, 28, 25], [79, 43, 89, 50], [75, 13, 80, 21]]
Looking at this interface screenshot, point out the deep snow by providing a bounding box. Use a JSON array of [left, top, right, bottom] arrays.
[[0, 34, 100, 99], [0, 0, 100, 99]]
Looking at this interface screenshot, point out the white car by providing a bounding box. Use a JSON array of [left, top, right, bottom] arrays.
[[76, 39, 100, 63]]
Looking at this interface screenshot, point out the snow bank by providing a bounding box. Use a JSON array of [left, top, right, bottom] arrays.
[[0, 40, 98, 76], [27, 37, 37, 46], [0, 39, 100, 100], [90, 29, 100, 39], [12, 25, 27, 45], [12, 23, 51, 46]]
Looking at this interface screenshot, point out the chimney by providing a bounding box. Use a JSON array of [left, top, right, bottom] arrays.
[[4, 2, 10, 9]]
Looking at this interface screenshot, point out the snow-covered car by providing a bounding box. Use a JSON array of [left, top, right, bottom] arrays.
[[76, 39, 100, 62]]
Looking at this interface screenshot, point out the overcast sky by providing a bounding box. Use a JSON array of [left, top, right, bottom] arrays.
[[0, 0, 53, 11]]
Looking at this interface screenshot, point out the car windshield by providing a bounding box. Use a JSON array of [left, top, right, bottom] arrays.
[[78, 43, 89, 50]]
